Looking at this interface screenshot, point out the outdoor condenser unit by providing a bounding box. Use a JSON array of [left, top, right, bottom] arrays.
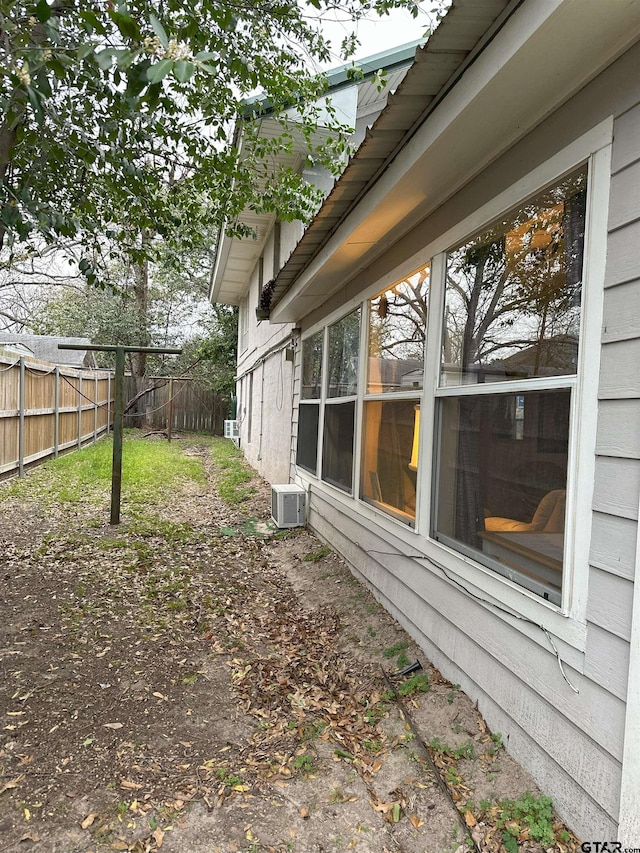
[[271, 484, 306, 528], [223, 420, 240, 442]]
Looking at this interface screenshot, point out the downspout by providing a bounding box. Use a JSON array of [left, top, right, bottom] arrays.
[[257, 358, 265, 461]]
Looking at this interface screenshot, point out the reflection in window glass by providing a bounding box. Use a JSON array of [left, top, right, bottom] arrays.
[[442, 168, 587, 386], [301, 331, 323, 399], [434, 389, 570, 604], [361, 400, 419, 523], [322, 402, 355, 493], [297, 404, 319, 474], [368, 263, 430, 394], [328, 309, 360, 398]]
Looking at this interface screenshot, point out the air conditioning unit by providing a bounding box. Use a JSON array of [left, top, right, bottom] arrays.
[[224, 420, 240, 442], [271, 484, 306, 528]]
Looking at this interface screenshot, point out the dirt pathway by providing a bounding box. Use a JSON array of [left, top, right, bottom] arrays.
[[0, 436, 580, 853]]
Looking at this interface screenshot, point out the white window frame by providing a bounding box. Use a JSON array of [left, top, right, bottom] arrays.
[[415, 121, 612, 649], [294, 120, 612, 652]]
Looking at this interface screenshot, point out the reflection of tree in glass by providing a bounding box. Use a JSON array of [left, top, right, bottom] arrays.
[[328, 309, 360, 397], [445, 169, 586, 378], [302, 331, 323, 399], [370, 264, 430, 362]]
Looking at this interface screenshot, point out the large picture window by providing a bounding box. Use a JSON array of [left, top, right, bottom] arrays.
[[294, 150, 598, 618], [433, 167, 587, 604]]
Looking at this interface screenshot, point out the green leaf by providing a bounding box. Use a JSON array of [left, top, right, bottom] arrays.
[[197, 63, 218, 76], [76, 43, 95, 61], [109, 11, 140, 41], [146, 60, 173, 84], [95, 49, 116, 71], [115, 49, 138, 70], [79, 10, 104, 35], [194, 51, 218, 61], [35, 0, 52, 22], [1, 204, 21, 227], [172, 60, 195, 83], [26, 86, 45, 124], [149, 13, 169, 49]]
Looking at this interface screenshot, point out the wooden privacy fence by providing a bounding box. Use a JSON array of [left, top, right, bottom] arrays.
[[0, 354, 113, 479], [125, 376, 227, 435]]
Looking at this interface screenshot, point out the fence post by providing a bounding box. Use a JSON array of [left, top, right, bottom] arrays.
[[77, 373, 82, 449], [54, 366, 59, 459], [107, 373, 111, 435], [167, 378, 173, 442], [18, 356, 25, 477], [94, 373, 98, 443]]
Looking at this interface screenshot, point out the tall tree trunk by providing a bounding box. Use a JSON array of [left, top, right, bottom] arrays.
[[129, 233, 152, 428], [0, 120, 19, 253]]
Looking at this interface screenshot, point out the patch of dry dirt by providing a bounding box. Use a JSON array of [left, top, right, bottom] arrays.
[[0, 435, 580, 853]]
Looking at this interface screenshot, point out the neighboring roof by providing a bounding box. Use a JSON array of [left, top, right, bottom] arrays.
[[0, 334, 97, 368], [210, 40, 425, 306], [242, 40, 424, 115]]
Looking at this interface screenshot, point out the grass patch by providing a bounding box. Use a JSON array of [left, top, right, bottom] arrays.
[[209, 437, 256, 505], [397, 673, 430, 696], [0, 431, 205, 511], [302, 545, 331, 562], [382, 641, 409, 660]]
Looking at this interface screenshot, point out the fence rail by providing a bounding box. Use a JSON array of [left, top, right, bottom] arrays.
[[0, 354, 113, 479]]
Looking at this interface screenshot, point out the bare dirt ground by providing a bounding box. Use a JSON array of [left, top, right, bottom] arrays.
[[0, 435, 581, 853]]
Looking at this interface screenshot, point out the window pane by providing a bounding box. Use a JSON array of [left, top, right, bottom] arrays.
[[361, 399, 419, 523], [322, 401, 355, 493], [297, 404, 319, 474], [442, 168, 587, 386], [434, 390, 570, 604], [368, 262, 430, 393], [301, 331, 323, 399], [328, 309, 360, 398]]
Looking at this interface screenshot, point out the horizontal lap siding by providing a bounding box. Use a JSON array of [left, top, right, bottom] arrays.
[[587, 99, 640, 765], [301, 96, 640, 842], [308, 490, 621, 837]]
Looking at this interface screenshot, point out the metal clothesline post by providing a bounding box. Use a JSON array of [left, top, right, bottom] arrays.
[[58, 344, 182, 525]]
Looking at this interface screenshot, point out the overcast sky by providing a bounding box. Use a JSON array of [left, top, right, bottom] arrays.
[[314, 2, 445, 68]]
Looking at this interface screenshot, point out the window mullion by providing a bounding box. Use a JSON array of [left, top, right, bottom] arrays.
[[418, 251, 446, 535], [353, 299, 369, 501]]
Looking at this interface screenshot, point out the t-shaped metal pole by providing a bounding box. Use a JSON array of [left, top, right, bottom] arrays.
[[59, 344, 182, 524]]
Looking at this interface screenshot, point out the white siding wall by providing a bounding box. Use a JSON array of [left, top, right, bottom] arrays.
[[297, 46, 640, 839], [236, 251, 294, 485], [586, 95, 640, 731]]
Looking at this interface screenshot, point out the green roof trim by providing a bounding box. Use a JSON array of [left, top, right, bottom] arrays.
[[241, 38, 424, 119]]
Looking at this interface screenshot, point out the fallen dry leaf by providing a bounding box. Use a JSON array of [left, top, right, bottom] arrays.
[[103, 722, 124, 730], [408, 814, 424, 829], [0, 773, 25, 796], [81, 813, 99, 829]]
